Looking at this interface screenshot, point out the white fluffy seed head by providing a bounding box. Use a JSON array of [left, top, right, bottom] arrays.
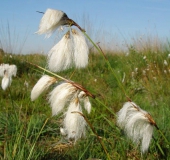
[[84, 97, 91, 114], [125, 112, 150, 140], [125, 112, 154, 153], [1, 77, 10, 90], [47, 29, 89, 72], [117, 102, 140, 128], [71, 29, 89, 68], [117, 101, 154, 153], [0, 64, 9, 77], [0, 64, 17, 77], [9, 65, 17, 77], [164, 60, 168, 66], [78, 91, 91, 114], [47, 31, 74, 72], [141, 124, 154, 153], [31, 75, 57, 101], [78, 91, 86, 99], [1, 71, 12, 90], [60, 127, 67, 136], [62, 98, 87, 142], [36, 8, 69, 38], [48, 82, 77, 116]]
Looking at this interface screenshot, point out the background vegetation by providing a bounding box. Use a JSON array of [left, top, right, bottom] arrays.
[[0, 37, 170, 160]]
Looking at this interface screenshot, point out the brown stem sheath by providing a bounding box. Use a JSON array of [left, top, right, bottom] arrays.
[[26, 61, 95, 99]]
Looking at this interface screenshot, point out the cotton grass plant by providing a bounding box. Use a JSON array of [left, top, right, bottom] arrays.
[[87, 36, 170, 156], [31, 73, 92, 143], [1, 45, 170, 159], [36, 8, 89, 72], [3, 6, 164, 159], [117, 101, 156, 153], [36, 8, 69, 38], [25, 7, 170, 159], [36, 8, 85, 38]]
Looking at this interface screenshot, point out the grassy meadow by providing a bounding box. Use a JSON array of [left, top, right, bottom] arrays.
[[0, 41, 170, 160]]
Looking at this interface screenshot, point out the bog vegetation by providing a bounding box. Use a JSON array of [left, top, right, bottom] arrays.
[[0, 9, 170, 160]]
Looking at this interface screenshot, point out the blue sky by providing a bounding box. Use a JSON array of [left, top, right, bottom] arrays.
[[0, 0, 170, 54]]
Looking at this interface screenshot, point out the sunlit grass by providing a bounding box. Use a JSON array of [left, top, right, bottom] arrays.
[[0, 46, 170, 159]]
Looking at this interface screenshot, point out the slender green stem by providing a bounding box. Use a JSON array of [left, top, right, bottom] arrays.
[[27, 61, 68, 81], [152, 136, 165, 156], [27, 61, 95, 98], [158, 129, 170, 145], [83, 32, 131, 101], [156, 142, 165, 156]]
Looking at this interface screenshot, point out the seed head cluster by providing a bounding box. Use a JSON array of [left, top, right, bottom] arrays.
[[32, 8, 159, 154], [36, 8, 89, 72], [31, 75, 91, 142], [117, 101, 155, 153]]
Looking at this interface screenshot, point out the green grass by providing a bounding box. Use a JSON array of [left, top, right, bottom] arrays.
[[0, 47, 170, 159]]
